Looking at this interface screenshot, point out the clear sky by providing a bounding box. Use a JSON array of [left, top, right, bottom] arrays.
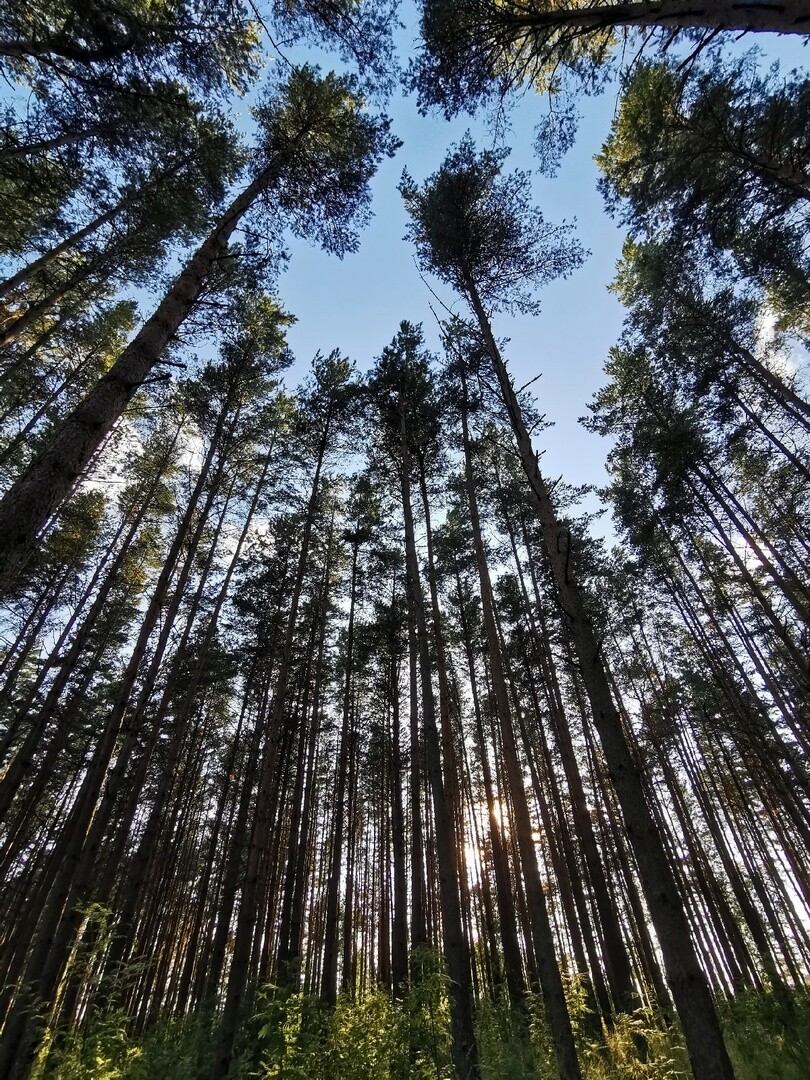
[[246, 6, 808, 522]]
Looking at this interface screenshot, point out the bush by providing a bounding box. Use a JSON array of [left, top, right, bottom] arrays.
[[720, 987, 810, 1080], [40, 979, 810, 1079], [255, 947, 452, 1079], [41, 1012, 211, 1080]]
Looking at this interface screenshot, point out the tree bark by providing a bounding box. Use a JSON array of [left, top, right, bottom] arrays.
[[458, 375, 582, 1078], [213, 408, 332, 1077], [321, 530, 362, 1003], [399, 409, 480, 1080], [0, 142, 302, 589], [464, 281, 736, 1080], [496, 0, 810, 39]]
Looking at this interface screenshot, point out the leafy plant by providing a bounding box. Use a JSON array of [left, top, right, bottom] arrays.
[[475, 990, 538, 1080], [581, 1010, 690, 1080], [720, 988, 810, 1080], [41, 1013, 210, 1080]]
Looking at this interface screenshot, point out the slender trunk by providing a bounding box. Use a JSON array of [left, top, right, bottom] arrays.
[[284, 626, 327, 985], [496, 464, 637, 1015], [388, 591, 409, 996], [341, 724, 358, 996], [730, 387, 810, 483], [417, 455, 463, 819], [103, 450, 274, 1004], [686, 474, 809, 680], [408, 593, 427, 952], [0, 139, 304, 587], [0, 266, 102, 348], [0, 401, 232, 1079], [213, 413, 331, 1077], [673, 287, 810, 427], [0, 426, 181, 819], [454, 569, 526, 1010], [0, 189, 139, 301], [277, 518, 335, 987], [694, 464, 810, 625], [465, 283, 735, 1080], [399, 411, 479, 1080], [321, 532, 362, 1003], [458, 379, 581, 1078]]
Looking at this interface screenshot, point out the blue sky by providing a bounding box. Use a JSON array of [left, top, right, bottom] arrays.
[[250, 7, 808, 519]]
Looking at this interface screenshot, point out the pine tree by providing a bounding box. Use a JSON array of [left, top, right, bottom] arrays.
[[403, 138, 737, 1080]]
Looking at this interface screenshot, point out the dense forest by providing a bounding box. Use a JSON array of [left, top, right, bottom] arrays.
[[0, 2, 809, 1078]]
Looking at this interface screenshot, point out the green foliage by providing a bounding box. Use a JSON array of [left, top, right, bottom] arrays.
[[366, 320, 443, 475], [251, 66, 400, 258], [40, 1012, 213, 1080], [0, 0, 261, 97], [401, 135, 583, 316], [255, 947, 452, 1079], [598, 54, 810, 336], [579, 1011, 689, 1080], [720, 988, 810, 1080], [412, 0, 616, 117], [476, 977, 693, 1080], [326, 992, 409, 1078], [403, 945, 454, 1078], [475, 991, 538, 1080], [250, 968, 701, 1080], [256, 989, 411, 1079], [255, 989, 321, 1078], [36, 987, 810, 1079], [267, 0, 400, 98]]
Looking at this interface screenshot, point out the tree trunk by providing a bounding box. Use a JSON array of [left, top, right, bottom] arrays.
[[458, 377, 582, 1079], [388, 590, 409, 996], [0, 142, 302, 588], [321, 530, 362, 1003], [464, 282, 735, 1080], [502, 0, 810, 39], [399, 409, 480, 1080], [213, 413, 331, 1077], [454, 567, 526, 1010]]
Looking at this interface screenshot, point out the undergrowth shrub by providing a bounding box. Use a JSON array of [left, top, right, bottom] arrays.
[[580, 1010, 690, 1080], [37, 974, 810, 1079], [256, 946, 453, 1079], [720, 987, 810, 1080], [475, 990, 539, 1080], [402, 944, 454, 1079], [41, 1011, 211, 1080], [326, 991, 410, 1078]]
